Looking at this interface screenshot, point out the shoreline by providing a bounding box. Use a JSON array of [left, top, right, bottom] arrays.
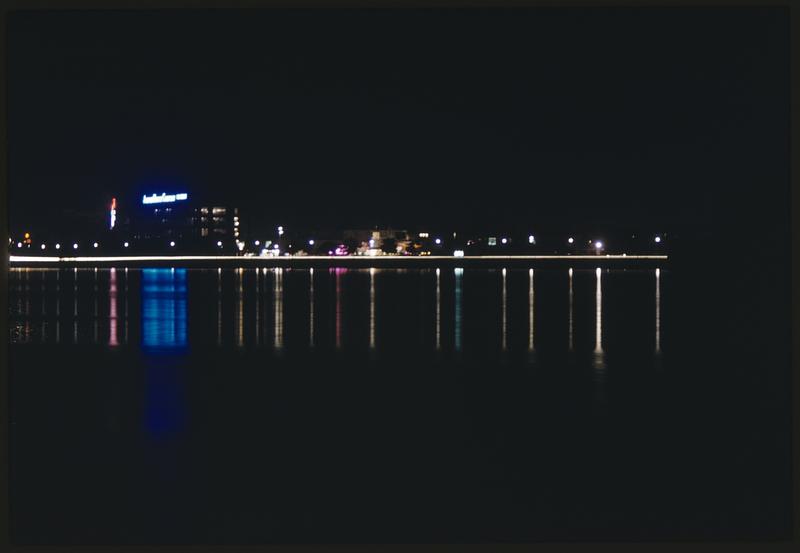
[[8, 253, 667, 268]]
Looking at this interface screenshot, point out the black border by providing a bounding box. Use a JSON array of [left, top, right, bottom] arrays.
[[1, 1, 796, 552]]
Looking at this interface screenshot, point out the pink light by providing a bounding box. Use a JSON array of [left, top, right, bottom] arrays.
[[109, 268, 118, 347]]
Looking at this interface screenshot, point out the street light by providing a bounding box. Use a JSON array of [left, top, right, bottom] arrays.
[[123, 242, 129, 248], [435, 238, 442, 245], [55, 244, 60, 250], [308, 239, 315, 246], [528, 235, 535, 244], [654, 236, 662, 243], [501, 238, 508, 244], [170, 241, 176, 247], [41, 244, 46, 250], [217, 241, 223, 247], [93, 242, 99, 248], [595, 241, 603, 250], [568, 237, 574, 244], [73, 243, 79, 250], [254, 240, 260, 246]]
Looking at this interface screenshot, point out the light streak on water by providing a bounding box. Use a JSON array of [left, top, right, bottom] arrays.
[[568, 268, 573, 352], [528, 268, 535, 352], [454, 267, 463, 351], [274, 268, 284, 350], [109, 268, 118, 347], [255, 268, 260, 347], [501, 268, 507, 351], [236, 268, 244, 348], [55, 270, 60, 343], [370, 268, 376, 350], [141, 268, 187, 350], [217, 268, 222, 345], [435, 268, 441, 351], [93, 268, 98, 343], [335, 268, 343, 349], [656, 267, 661, 354], [309, 268, 315, 347], [593, 268, 606, 403], [73, 268, 78, 343], [124, 268, 129, 344]]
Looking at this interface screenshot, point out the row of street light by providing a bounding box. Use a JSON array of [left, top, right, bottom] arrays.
[[9, 230, 664, 254]]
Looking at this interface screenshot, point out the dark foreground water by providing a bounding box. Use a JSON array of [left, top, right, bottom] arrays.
[[8, 265, 791, 543]]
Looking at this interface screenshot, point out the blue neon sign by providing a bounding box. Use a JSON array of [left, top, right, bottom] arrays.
[[142, 192, 189, 205]]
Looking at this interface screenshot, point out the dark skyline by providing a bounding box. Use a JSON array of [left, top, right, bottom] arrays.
[[8, 8, 789, 238]]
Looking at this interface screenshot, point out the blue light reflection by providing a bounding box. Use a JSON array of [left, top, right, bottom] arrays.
[[141, 268, 188, 439], [141, 268, 187, 350]]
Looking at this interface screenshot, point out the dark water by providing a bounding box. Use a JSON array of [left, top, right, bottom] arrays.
[[8, 265, 791, 543]]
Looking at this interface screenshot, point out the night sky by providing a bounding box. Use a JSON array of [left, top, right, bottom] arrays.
[[8, 8, 790, 239]]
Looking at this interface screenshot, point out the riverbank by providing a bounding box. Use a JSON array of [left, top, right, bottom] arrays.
[[8, 253, 667, 268]]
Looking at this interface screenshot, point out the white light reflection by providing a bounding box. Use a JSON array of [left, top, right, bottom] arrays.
[[217, 268, 222, 345], [73, 268, 78, 343], [255, 268, 260, 347], [568, 268, 574, 352], [501, 268, 507, 351], [93, 269, 98, 343], [55, 271, 60, 343], [369, 268, 376, 350], [435, 268, 441, 350], [335, 268, 343, 349], [274, 268, 284, 350], [236, 268, 244, 348], [655, 268, 661, 354], [309, 268, 315, 347], [593, 267, 606, 401], [455, 267, 463, 352], [528, 268, 535, 353]]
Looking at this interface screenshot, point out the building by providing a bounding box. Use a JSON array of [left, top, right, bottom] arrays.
[[342, 228, 411, 255], [128, 192, 240, 252]]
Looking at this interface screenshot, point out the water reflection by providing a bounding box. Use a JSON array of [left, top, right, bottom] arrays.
[[217, 268, 223, 345], [309, 268, 315, 348], [93, 268, 99, 343], [109, 268, 119, 347], [236, 268, 244, 348], [8, 266, 667, 364], [124, 268, 129, 344], [454, 267, 463, 352], [593, 268, 606, 403], [501, 268, 507, 351], [40, 271, 46, 341], [55, 271, 60, 343], [528, 268, 535, 353], [141, 268, 187, 350], [369, 268, 376, 350], [655, 268, 661, 354], [73, 268, 78, 343], [41, 271, 46, 316], [568, 268, 574, 352], [274, 268, 284, 350], [255, 268, 260, 347], [435, 268, 441, 351]]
